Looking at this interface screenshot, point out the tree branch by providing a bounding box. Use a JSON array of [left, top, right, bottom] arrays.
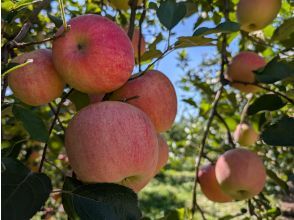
[[128, 0, 138, 40], [215, 111, 236, 148], [138, 0, 146, 71], [191, 86, 224, 218], [191, 0, 229, 218], [230, 80, 294, 105], [48, 103, 65, 132], [38, 89, 73, 172]]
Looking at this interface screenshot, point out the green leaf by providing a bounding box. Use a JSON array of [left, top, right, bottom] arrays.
[[62, 177, 142, 219], [175, 36, 214, 48], [68, 90, 90, 111], [14, 0, 42, 10], [47, 13, 63, 28], [272, 17, 294, 49], [2, 139, 27, 158], [12, 105, 49, 142], [193, 21, 240, 36], [2, 157, 52, 220], [247, 94, 286, 115], [261, 116, 294, 146], [255, 56, 294, 83], [164, 208, 185, 220], [141, 49, 163, 62], [182, 98, 197, 108], [148, 33, 163, 50], [156, 0, 186, 30], [266, 170, 289, 192]]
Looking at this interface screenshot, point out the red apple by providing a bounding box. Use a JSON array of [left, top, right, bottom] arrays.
[[234, 123, 259, 146], [110, 70, 177, 132], [52, 14, 134, 94], [8, 49, 64, 106], [65, 101, 159, 192], [155, 134, 169, 174], [237, 0, 281, 32], [124, 27, 146, 58], [226, 51, 266, 93], [215, 148, 266, 200], [198, 164, 233, 203]]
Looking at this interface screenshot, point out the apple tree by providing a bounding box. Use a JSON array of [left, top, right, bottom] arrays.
[[1, 0, 294, 219]]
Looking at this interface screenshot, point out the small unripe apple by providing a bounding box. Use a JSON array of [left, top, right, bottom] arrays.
[[215, 148, 266, 200], [52, 14, 134, 94], [155, 134, 169, 174], [8, 49, 65, 106], [65, 101, 159, 192], [237, 0, 281, 32], [109, 0, 143, 10], [234, 123, 259, 146], [110, 70, 177, 132], [226, 51, 266, 93], [198, 164, 233, 203]]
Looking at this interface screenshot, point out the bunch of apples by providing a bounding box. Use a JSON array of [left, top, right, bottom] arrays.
[[8, 14, 177, 192], [198, 0, 281, 202]]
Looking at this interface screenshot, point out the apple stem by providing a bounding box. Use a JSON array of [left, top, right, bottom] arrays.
[[58, 0, 68, 31]]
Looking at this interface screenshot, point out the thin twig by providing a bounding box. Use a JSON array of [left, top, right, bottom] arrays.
[[129, 46, 174, 81], [191, 0, 230, 218], [48, 103, 65, 132], [13, 34, 60, 48], [240, 93, 253, 124], [58, 0, 68, 30], [39, 89, 73, 172], [215, 111, 235, 148], [230, 80, 294, 105], [191, 87, 224, 218], [138, 0, 146, 71], [44, 158, 66, 176], [128, 0, 138, 40]]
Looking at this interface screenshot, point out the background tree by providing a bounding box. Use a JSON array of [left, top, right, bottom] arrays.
[[1, 0, 294, 219]]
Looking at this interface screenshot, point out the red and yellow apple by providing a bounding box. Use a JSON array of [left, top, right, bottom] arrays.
[[155, 134, 169, 174], [8, 49, 64, 106], [215, 148, 266, 200], [226, 51, 266, 93], [52, 14, 134, 94], [65, 101, 159, 192], [198, 164, 233, 203], [110, 70, 177, 132], [234, 123, 259, 146], [237, 0, 281, 32]]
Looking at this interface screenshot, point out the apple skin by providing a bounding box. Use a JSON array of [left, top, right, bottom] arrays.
[[88, 93, 105, 103], [52, 14, 134, 94], [215, 148, 266, 200], [226, 51, 266, 93], [234, 123, 259, 146], [198, 164, 233, 203], [110, 70, 177, 132], [65, 101, 159, 192], [109, 0, 143, 10], [155, 134, 169, 174], [237, 0, 281, 32], [8, 49, 65, 106], [124, 27, 146, 58]]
